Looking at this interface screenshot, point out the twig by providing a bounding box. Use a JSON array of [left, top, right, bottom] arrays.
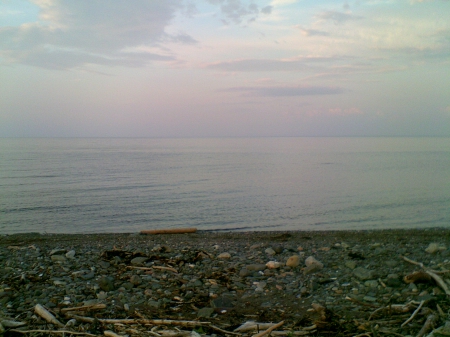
[[425, 270, 450, 296], [345, 296, 379, 308], [416, 314, 438, 337], [252, 321, 284, 337], [67, 314, 209, 327], [401, 300, 425, 327], [10, 329, 97, 336], [208, 324, 241, 336], [35, 304, 64, 328], [61, 304, 106, 313], [127, 265, 178, 273], [401, 256, 424, 268]]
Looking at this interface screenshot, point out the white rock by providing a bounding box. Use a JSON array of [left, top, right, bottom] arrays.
[[65, 250, 76, 259], [265, 248, 276, 255], [425, 243, 446, 254], [218, 252, 231, 259], [266, 261, 281, 269]]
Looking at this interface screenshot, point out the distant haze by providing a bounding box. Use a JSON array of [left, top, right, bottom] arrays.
[[1, 0, 449, 137]]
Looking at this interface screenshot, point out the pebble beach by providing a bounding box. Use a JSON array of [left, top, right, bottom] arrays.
[[1, 229, 450, 337]]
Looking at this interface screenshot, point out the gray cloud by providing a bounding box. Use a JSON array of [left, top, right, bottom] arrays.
[[205, 56, 346, 72], [317, 10, 363, 25], [206, 0, 272, 24], [223, 85, 345, 96], [297, 26, 330, 37], [0, 0, 187, 69]]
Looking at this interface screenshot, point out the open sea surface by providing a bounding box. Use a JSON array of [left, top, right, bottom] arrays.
[[1, 137, 449, 234]]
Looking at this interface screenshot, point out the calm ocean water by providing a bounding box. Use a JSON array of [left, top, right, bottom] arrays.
[[1, 137, 449, 234]]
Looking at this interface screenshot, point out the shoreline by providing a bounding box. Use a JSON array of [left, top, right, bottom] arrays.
[[1, 228, 450, 336]]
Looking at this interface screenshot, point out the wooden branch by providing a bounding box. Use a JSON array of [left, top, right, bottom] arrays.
[[140, 228, 197, 235], [35, 304, 64, 328], [252, 321, 284, 337], [234, 322, 279, 332], [416, 313, 438, 337], [127, 265, 178, 273], [10, 329, 97, 336], [67, 314, 209, 327], [1, 320, 27, 328], [61, 303, 107, 313], [425, 270, 450, 296], [104, 331, 122, 337], [401, 300, 425, 327]]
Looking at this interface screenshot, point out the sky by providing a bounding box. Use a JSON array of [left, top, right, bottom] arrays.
[[0, 0, 449, 138]]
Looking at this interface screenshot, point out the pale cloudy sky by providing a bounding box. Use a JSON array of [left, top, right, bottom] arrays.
[[1, 0, 449, 137]]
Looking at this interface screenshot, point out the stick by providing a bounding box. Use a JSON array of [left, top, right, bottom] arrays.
[[401, 300, 425, 327], [35, 304, 64, 328], [104, 331, 122, 337], [252, 321, 284, 337], [61, 303, 107, 313], [127, 265, 178, 273], [425, 270, 450, 296], [68, 314, 210, 327], [140, 228, 197, 235], [416, 314, 438, 337], [10, 329, 97, 336], [235, 322, 279, 332]]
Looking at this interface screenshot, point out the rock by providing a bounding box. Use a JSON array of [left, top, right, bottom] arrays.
[[265, 248, 276, 255], [211, 296, 234, 309], [130, 275, 142, 286], [345, 261, 357, 269], [303, 256, 323, 274], [98, 276, 115, 292], [97, 291, 108, 300], [197, 307, 214, 318], [353, 267, 374, 281], [425, 243, 446, 254], [49, 249, 65, 256], [217, 252, 231, 259], [272, 245, 284, 254], [246, 264, 266, 272], [131, 257, 148, 265], [65, 250, 76, 259], [266, 261, 281, 269], [51, 255, 66, 262], [239, 268, 251, 277], [364, 280, 378, 288], [286, 255, 300, 267]]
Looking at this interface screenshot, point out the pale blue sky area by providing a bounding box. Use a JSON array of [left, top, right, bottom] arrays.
[[1, 0, 449, 137]]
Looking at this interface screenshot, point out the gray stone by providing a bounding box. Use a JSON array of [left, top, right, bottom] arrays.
[[98, 276, 115, 292], [364, 280, 378, 288], [304, 256, 324, 274], [130, 275, 142, 286], [131, 257, 148, 266], [353, 267, 374, 281], [265, 248, 276, 255], [51, 255, 66, 262], [197, 307, 215, 318], [65, 250, 76, 259], [345, 261, 357, 269], [272, 245, 284, 254], [246, 264, 266, 272]]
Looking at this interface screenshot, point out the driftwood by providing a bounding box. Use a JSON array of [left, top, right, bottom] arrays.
[[234, 322, 279, 332], [1, 319, 27, 328], [10, 329, 97, 336], [34, 304, 64, 328], [67, 314, 210, 327], [401, 299, 425, 327], [127, 265, 178, 273], [140, 228, 197, 235], [60, 303, 107, 313], [401, 256, 450, 296], [252, 321, 284, 337]]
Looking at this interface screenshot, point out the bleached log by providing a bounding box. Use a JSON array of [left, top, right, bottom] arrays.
[[35, 304, 64, 328]]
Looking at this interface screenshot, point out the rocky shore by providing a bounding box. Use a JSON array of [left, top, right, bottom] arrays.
[[1, 229, 450, 337]]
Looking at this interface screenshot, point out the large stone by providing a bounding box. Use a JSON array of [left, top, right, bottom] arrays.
[[265, 248, 276, 256], [286, 255, 300, 267], [98, 276, 115, 292], [303, 256, 323, 274], [425, 243, 446, 254], [217, 252, 231, 259], [266, 261, 281, 269], [197, 307, 214, 318], [131, 257, 148, 266], [353, 267, 374, 281]]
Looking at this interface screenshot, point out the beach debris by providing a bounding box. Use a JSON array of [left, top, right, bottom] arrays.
[[34, 303, 64, 328]]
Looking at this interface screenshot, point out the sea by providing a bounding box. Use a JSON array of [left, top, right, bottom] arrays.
[[1, 137, 449, 234]]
